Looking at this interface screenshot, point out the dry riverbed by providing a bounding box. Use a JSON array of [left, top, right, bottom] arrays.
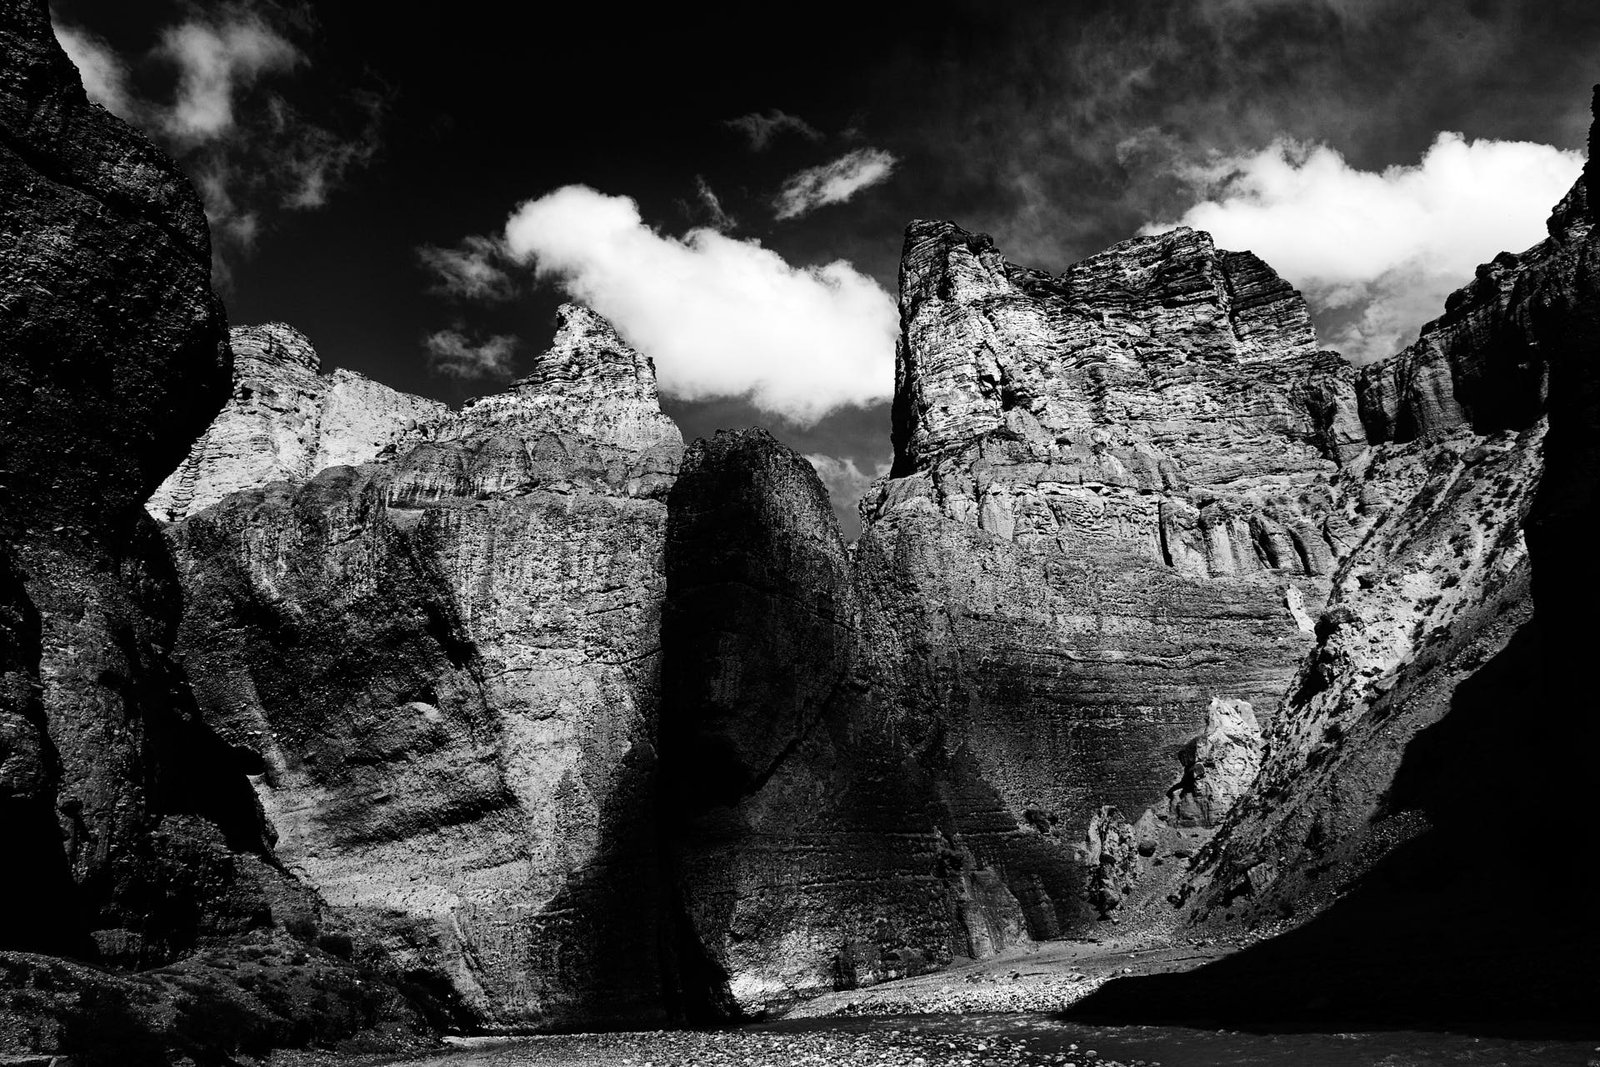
[[785, 936, 1233, 1019]]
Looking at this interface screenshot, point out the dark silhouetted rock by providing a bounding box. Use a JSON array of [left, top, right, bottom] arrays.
[[0, 6, 441, 1061]]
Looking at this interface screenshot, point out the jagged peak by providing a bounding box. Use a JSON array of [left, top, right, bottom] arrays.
[[514, 302, 660, 399], [230, 322, 320, 374], [439, 303, 680, 456]]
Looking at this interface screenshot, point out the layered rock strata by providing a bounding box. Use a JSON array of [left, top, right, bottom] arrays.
[[153, 226, 1373, 1023], [654, 224, 1367, 1013], [166, 305, 685, 1030], [847, 223, 1360, 926], [1073, 98, 1600, 1028], [1174, 173, 1593, 931], [148, 322, 447, 523], [662, 430, 1039, 1015], [90, 84, 1600, 1040]]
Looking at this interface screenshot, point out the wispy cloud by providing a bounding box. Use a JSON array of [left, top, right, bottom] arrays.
[[725, 108, 822, 150], [154, 15, 300, 144], [270, 91, 386, 210], [1145, 132, 1584, 362], [773, 147, 898, 220], [693, 175, 736, 231], [417, 235, 518, 301], [501, 185, 897, 424], [805, 453, 890, 520], [51, 6, 387, 287], [423, 328, 520, 380]]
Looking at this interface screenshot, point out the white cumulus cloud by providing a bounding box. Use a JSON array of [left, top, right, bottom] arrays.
[[502, 186, 897, 425], [774, 147, 899, 220], [1145, 132, 1585, 363]]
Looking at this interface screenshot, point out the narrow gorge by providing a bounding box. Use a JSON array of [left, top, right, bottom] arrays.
[[1, 1, 1596, 1061]]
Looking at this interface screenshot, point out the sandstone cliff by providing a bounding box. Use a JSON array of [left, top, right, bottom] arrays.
[[1072, 95, 1600, 1029], [148, 322, 447, 523], [858, 221, 1357, 906], [148, 189, 1600, 1037], [151, 222, 1400, 1025], [167, 304, 685, 1030], [646, 223, 1370, 1015]]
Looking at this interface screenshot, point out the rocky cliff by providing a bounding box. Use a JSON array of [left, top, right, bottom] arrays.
[[1072, 96, 1600, 1029], [0, 4, 435, 1063], [623, 222, 1369, 1014], [166, 304, 685, 1030], [148, 322, 447, 523], [148, 217, 1448, 1026], [854, 223, 1357, 912]]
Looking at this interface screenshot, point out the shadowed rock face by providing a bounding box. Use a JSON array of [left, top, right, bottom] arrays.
[[166, 306, 685, 1030], [661, 430, 1040, 1016], [0, 0, 251, 962], [1, 7, 440, 1063]]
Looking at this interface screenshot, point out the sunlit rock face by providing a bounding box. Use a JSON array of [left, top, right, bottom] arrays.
[[1170, 166, 1596, 934], [658, 221, 1372, 1016], [844, 221, 1358, 931], [1065, 129, 1599, 1030], [166, 306, 685, 1029], [388, 306, 681, 504], [148, 322, 448, 523]]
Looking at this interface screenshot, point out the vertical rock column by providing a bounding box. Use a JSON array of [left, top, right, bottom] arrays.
[[0, 0, 270, 963]]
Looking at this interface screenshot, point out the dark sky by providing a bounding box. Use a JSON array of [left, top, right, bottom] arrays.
[[47, 0, 1600, 532]]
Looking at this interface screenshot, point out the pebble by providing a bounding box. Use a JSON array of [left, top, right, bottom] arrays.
[[403, 1029, 1161, 1067]]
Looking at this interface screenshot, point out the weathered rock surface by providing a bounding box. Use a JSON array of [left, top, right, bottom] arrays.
[[0, 5, 438, 1062], [841, 222, 1354, 944], [1165, 698, 1263, 829], [153, 219, 1378, 1024], [649, 223, 1368, 1014], [27, 2, 1590, 1032], [1073, 92, 1600, 1029], [1, 0, 244, 963], [166, 306, 685, 1030], [662, 430, 1043, 1016], [148, 323, 448, 523]]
